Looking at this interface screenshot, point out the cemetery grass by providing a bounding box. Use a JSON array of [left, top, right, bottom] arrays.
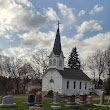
[[0, 98, 109, 110]]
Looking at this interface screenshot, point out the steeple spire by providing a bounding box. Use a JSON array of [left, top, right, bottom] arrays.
[[53, 21, 62, 55]]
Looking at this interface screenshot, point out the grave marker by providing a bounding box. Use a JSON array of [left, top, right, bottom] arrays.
[[28, 94, 35, 106], [65, 94, 78, 108], [51, 92, 61, 110], [100, 91, 104, 105], [0, 95, 16, 107]]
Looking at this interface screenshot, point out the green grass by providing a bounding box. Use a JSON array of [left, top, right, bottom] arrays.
[[0, 98, 29, 110], [0, 98, 109, 110]]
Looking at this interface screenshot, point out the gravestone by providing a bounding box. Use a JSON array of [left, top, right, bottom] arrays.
[[79, 94, 88, 105], [0, 95, 16, 107], [100, 91, 104, 105], [28, 94, 35, 106], [35, 92, 42, 107], [51, 92, 61, 110], [107, 98, 110, 104], [65, 94, 78, 108], [87, 96, 93, 105]]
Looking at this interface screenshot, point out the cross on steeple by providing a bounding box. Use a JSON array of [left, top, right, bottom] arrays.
[[57, 21, 61, 28], [53, 21, 62, 55]]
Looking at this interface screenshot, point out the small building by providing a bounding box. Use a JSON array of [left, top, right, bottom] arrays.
[[42, 23, 93, 95]]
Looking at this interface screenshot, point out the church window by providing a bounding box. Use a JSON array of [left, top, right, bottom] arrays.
[[53, 59, 56, 66], [79, 82, 81, 89], [50, 79, 54, 83], [49, 59, 52, 66], [59, 59, 62, 67], [74, 81, 76, 89], [85, 82, 87, 89], [67, 80, 69, 89]]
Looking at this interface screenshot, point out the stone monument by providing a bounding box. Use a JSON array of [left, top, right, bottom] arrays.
[[51, 92, 61, 110], [87, 96, 93, 105], [100, 91, 104, 105], [35, 92, 42, 107], [79, 94, 88, 105], [0, 95, 16, 107], [65, 94, 78, 108], [28, 94, 35, 106]]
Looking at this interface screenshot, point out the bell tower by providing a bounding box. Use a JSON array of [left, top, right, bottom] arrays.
[[48, 21, 64, 70]]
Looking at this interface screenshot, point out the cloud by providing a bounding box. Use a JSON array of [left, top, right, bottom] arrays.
[[57, 2, 76, 26], [8, 46, 31, 58], [19, 31, 55, 49], [5, 29, 110, 66], [15, 0, 32, 7], [80, 32, 110, 60], [45, 7, 59, 21], [89, 5, 103, 15], [77, 20, 102, 33], [78, 10, 86, 16], [74, 33, 84, 39], [0, 0, 47, 36]]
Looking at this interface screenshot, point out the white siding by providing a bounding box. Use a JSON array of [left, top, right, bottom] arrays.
[[62, 79, 91, 95], [42, 70, 63, 94]]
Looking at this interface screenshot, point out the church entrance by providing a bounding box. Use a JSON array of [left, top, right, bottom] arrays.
[[48, 79, 55, 91], [47, 90, 53, 97]]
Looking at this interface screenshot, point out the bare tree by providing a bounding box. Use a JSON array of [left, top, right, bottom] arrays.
[[19, 62, 35, 93], [87, 50, 106, 86], [31, 49, 48, 78], [3, 57, 23, 94]]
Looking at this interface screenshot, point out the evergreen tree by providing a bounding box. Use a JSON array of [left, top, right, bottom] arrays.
[[68, 47, 81, 69]]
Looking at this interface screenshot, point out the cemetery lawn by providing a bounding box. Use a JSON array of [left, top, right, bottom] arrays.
[[0, 98, 109, 110]]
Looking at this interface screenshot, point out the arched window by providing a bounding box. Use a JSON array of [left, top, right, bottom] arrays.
[[73, 81, 76, 89], [53, 59, 56, 66], [50, 79, 54, 83], [67, 80, 69, 89], [85, 82, 87, 89], [59, 59, 62, 67], [49, 59, 52, 66], [79, 82, 81, 89]]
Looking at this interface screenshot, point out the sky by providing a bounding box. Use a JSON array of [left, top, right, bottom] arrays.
[[0, 0, 110, 62]]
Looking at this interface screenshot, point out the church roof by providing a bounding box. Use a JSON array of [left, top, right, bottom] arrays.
[[57, 68, 90, 81], [43, 68, 90, 81], [53, 27, 62, 55]]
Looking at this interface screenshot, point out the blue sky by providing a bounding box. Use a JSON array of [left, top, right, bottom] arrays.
[[0, 0, 110, 61]]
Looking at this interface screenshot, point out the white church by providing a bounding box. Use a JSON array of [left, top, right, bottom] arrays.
[[42, 23, 93, 95]]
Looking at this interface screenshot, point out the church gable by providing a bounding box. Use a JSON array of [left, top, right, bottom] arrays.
[[42, 69, 63, 93]]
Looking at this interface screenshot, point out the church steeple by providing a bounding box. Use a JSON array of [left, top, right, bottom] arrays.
[[48, 21, 64, 70], [53, 22, 62, 55]]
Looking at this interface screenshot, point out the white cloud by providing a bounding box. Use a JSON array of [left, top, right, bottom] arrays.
[[5, 29, 110, 66], [19, 31, 55, 49], [78, 10, 86, 16], [15, 0, 32, 7], [74, 33, 84, 39], [8, 46, 31, 58], [0, 0, 47, 36], [45, 7, 59, 21], [77, 20, 102, 33], [89, 5, 103, 15], [57, 2, 76, 26]]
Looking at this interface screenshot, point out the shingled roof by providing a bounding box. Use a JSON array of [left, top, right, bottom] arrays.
[[57, 68, 90, 81], [53, 27, 62, 55]]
